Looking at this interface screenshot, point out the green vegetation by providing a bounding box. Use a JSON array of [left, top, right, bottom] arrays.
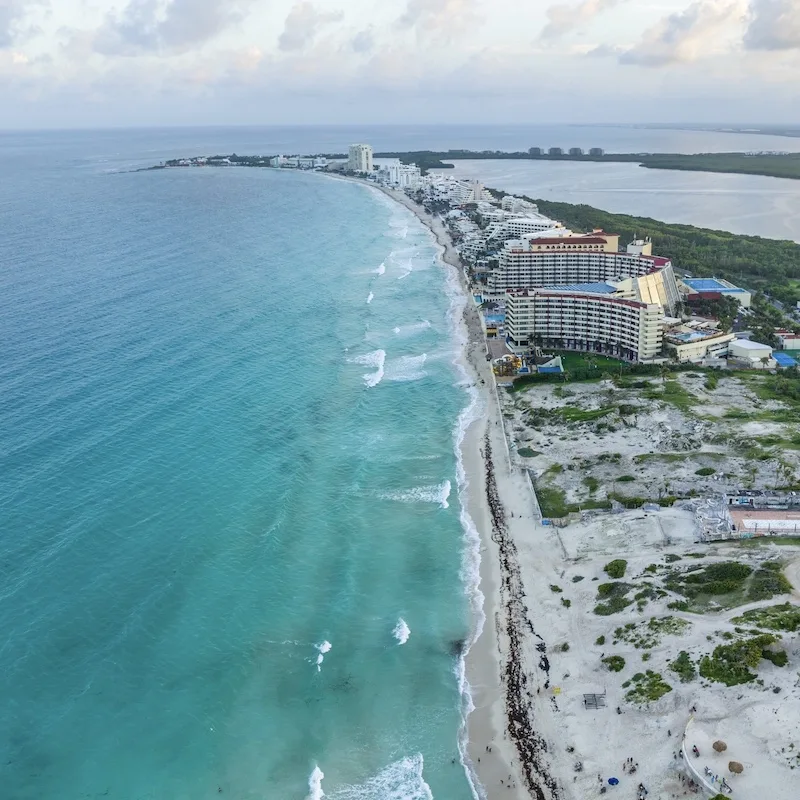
[[665, 554, 682, 563], [669, 651, 697, 683], [749, 564, 793, 601], [595, 635, 606, 645], [613, 617, 691, 649], [602, 655, 626, 672], [644, 380, 697, 412], [695, 467, 716, 476], [594, 582, 634, 616], [550, 584, 563, 593], [583, 476, 599, 492], [616, 475, 636, 482], [762, 648, 788, 667], [604, 559, 628, 579], [664, 561, 752, 603], [572, 575, 585, 583], [558, 406, 615, 423], [559, 642, 570, 652], [667, 600, 690, 611], [517, 447, 540, 458], [732, 603, 800, 632], [698, 633, 780, 686], [625, 670, 673, 704], [561, 597, 571, 608]]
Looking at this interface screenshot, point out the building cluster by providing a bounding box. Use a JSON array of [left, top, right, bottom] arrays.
[[529, 147, 605, 157], [269, 155, 328, 169]]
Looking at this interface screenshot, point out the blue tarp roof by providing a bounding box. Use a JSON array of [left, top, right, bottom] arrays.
[[541, 282, 617, 294], [774, 352, 797, 368]]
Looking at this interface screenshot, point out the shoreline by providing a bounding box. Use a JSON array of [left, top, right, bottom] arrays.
[[362, 180, 562, 800]]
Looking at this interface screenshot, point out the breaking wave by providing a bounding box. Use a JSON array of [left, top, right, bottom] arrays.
[[326, 754, 433, 800], [350, 350, 386, 387], [381, 480, 450, 509], [393, 618, 411, 645]]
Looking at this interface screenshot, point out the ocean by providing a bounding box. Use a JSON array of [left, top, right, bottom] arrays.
[[0, 134, 482, 799], [1, 124, 797, 800]]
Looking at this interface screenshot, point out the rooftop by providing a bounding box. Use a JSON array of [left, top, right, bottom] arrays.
[[683, 277, 747, 293], [541, 282, 618, 294], [732, 338, 772, 350]]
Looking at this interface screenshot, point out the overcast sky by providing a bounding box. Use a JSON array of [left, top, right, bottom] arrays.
[[1, 0, 799, 129]]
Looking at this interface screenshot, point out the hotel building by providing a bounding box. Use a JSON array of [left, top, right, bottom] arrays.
[[506, 288, 664, 362], [348, 144, 373, 174]]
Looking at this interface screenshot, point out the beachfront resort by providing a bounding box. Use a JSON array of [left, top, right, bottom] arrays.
[[164, 144, 800, 800]]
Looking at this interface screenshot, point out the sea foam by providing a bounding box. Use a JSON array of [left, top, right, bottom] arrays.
[[385, 353, 427, 383], [350, 350, 386, 387], [315, 640, 332, 672], [381, 480, 450, 509], [393, 618, 411, 645], [307, 765, 325, 799], [374, 261, 386, 276], [326, 754, 433, 800], [366, 292, 374, 304]]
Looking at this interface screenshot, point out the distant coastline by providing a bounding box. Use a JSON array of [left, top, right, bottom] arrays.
[[142, 150, 800, 182]]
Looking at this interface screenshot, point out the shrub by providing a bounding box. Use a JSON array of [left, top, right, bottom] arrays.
[[596, 635, 606, 645], [517, 447, 540, 458], [550, 584, 563, 593], [667, 600, 690, 611], [560, 642, 570, 652], [748, 567, 792, 602], [561, 597, 571, 608], [625, 670, 672, 704], [644, 564, 658, 574], [572, 575, 585, 583], [641, 652, 651, 662], [669, 651, 696, 683], [616, 475, 636, 482], [699, 634, 779, 686], [762, 648, 788, 667], [604, 560, 628, 579], [732, 603, 800, 632], [665, 554, 682, 563], [602, 655, 626, 672], [695, 467, 716, 476]]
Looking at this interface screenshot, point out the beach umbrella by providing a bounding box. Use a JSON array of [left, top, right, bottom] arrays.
[[713, 740, 728, 753], [728, 761, 744, 774], [608, 777, 619, 786]]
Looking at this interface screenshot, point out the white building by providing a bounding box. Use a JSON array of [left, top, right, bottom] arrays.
[[506, 289, 664, 362], [485, 215, 563, 244], [487, 234, 681, 314], [501, 195, 539, 214], [348, 144, 373, 174], [729, 338, 773, 366], [380, 159, 421, 189]]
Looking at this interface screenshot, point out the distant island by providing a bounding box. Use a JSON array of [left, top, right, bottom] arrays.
[[148, 150, 800, 182]]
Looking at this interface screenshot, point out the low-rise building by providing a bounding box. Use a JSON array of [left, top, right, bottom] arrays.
[[681, 277, 752, 307], [728, 337, 773, 366], [664, 325, 735, 362], [775, 329, 800, 351]]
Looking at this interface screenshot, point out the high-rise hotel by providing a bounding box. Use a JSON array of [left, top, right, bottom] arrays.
[[348, 144, 373, 174]]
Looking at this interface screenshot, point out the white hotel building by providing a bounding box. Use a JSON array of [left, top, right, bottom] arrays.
[[348, 144, 373, 174], [500, 234, 680, 363], [506, 289, 664, 362]]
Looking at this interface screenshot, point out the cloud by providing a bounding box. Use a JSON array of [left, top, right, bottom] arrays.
[[278, 2, 343, 52], [539, 0, 625, 40], [618, 0, 745, 66], [398, 0, 479, 37], [94, 0, 258, 56], [0, 0, 46, 48], [350, 26, 375, 54], [744, 0, 800, 50]]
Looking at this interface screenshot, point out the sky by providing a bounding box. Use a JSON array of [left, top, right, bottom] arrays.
[[1, 0, 799, 128]]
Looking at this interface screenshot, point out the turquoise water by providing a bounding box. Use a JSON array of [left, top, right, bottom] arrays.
[[0, 141, 481, 798]]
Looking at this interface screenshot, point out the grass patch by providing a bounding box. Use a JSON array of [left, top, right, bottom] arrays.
[[669, 651, 696, 683], [604, 559, 628, 579], [664, 562, 752, 604], [616, 475, 636, 482], [583, 476, 599, 492], [625, 670, 672, 704], [602, 655, 625, 672], [732, 602, 800, 632], [695, 467, 716, 476], [698, 633, 780, 686], [558, 406, 615, 423]]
